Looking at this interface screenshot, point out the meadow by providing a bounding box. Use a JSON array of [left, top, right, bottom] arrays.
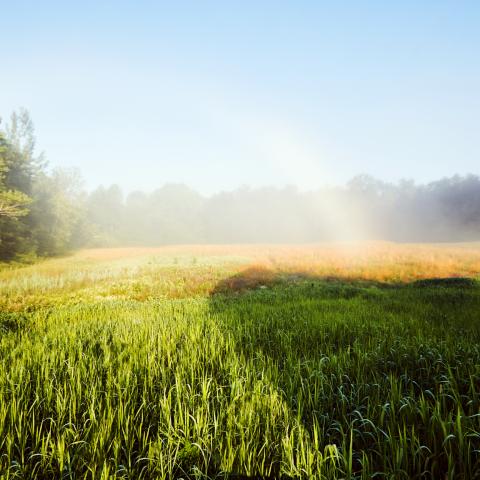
[[1, 243, 480, 479]]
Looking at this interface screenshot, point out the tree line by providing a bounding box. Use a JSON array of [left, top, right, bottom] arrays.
[[1, 109, 479, 261]]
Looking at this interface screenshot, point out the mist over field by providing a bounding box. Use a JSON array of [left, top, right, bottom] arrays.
[[1, 108, 480, 261], [2, 2, 479, 260], [86, 175, 480, 245]]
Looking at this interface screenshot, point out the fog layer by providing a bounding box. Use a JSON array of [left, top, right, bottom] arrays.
[[85, 176, 480, 247], [1, 110, 479, 262]]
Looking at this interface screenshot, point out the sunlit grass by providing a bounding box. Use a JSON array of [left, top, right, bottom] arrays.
[[2, 242, 480, 311], [0, 243, 480, 478]]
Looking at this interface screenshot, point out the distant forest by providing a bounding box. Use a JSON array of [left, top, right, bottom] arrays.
[[1, 110, 480, 261]]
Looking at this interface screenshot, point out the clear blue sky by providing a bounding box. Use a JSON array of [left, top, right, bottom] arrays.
[[1, 1, 479, 194]]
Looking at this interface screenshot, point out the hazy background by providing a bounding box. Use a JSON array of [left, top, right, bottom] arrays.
[[1, 1, 479, 194], [1, 2, 480, 260]]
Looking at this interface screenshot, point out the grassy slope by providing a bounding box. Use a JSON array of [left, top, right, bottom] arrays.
[[0, 245, 480, 479]]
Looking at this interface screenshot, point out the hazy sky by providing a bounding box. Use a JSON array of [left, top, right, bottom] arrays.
[[1, 1, 479, 194]]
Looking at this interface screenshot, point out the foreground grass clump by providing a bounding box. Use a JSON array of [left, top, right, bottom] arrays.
[[0, 299, 340, 479], [0, 245, 480, 478]]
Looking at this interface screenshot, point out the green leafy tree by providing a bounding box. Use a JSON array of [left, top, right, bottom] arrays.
[[0, 109, 86, 260], [0, 128, 32, 219], [0, 121, 35, 260], [30, 168, 86, 256]]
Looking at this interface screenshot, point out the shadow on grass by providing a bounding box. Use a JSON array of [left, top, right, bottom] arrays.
[[0, 311, 30, 334], [208, 267, 480, 478]]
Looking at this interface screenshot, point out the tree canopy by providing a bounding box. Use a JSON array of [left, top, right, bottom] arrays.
[[0, 110, 84, 261]]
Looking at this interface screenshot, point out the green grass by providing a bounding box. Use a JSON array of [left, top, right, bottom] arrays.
[[0, 253, 480, 478]]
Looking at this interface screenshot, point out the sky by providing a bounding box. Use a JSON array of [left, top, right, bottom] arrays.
[[1, 1, 479, 195]]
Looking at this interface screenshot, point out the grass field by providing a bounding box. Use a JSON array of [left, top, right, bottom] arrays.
[[1, 243, 480, 479]]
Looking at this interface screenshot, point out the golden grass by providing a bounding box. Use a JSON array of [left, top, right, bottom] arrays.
[[1, 242, 480, 311], [73, 241, 480, 282], [247, 241, 480, 282]]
